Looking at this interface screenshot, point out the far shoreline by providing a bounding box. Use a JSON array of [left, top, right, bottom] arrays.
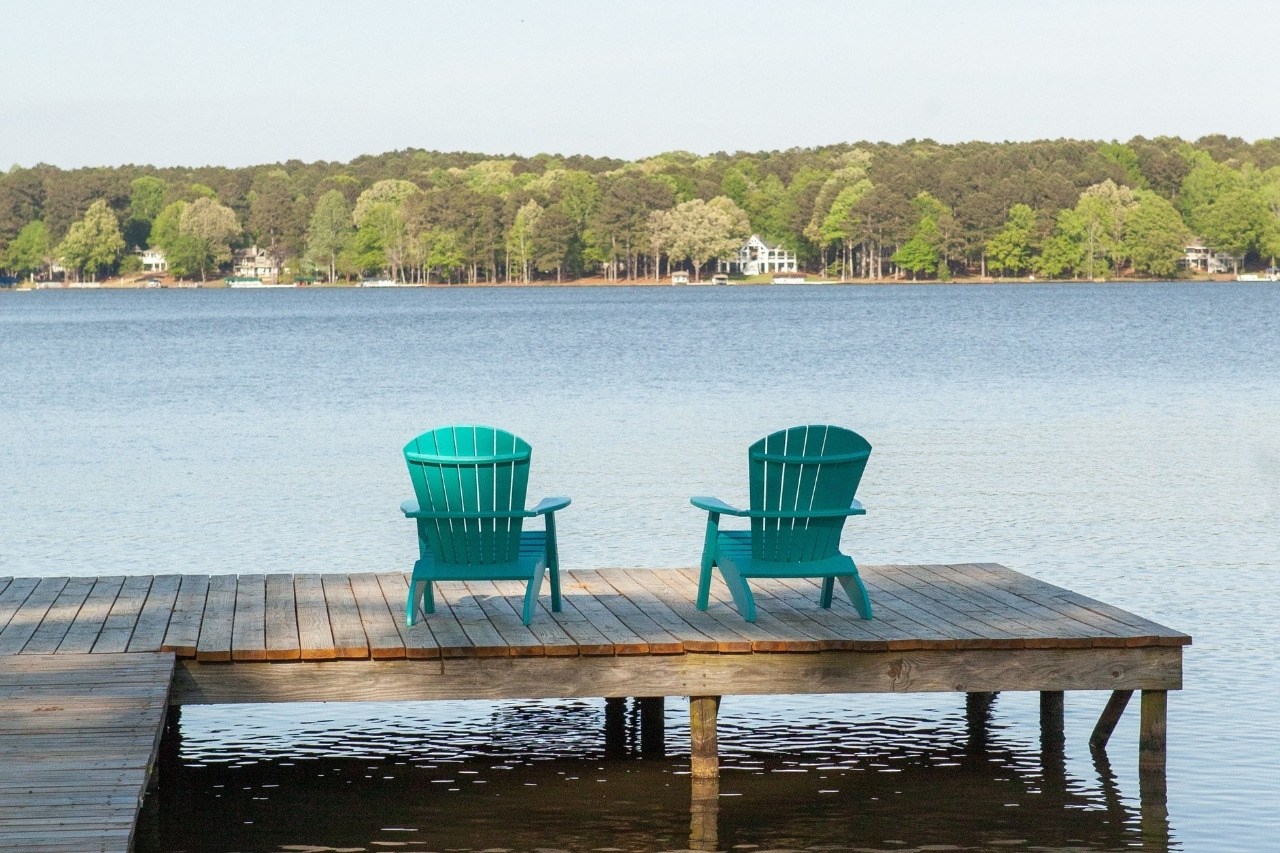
[[4, 273, 1257, 292]]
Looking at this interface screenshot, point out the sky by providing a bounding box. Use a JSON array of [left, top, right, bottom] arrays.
[[3, 0, 1278, 170]]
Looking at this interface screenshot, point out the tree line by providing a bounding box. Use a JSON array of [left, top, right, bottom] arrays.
[[2, 135, 1279, 283]]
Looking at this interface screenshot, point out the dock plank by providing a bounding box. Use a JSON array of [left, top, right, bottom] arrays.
[[160, 575, 209, 658], [195, 575, 236, 662], [349, 573, 406, 659], [321, 574, 369, 659], [126, 574, 181, 653], [294, 574, 336, 660], [265, 574, 301, 660], [231, 574, 267, 661]]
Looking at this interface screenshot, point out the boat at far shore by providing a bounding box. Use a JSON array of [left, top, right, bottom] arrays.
[[225, 277, 296, 288]]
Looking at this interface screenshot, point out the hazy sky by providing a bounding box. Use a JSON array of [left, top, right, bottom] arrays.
[[4, 0, 1277, 169]]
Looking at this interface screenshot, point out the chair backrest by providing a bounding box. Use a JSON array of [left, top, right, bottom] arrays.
[[404, 425, 532, 567], [748, 424, 871, 563]]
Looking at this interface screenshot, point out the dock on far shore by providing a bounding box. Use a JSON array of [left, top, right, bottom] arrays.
[[0, 563, 1189, 853]]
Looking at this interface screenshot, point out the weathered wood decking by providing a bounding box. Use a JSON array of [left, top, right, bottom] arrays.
[[0, 564, 1187, 704], [0, 564, 1189, 660], [0, 653, 174, 853], [0, 564, 1188, 851]]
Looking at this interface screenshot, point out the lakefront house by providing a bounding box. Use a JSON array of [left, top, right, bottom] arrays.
[[233, 246, 279, 280], [1183, 239, 1237, 274], [139, 248, 167, 272], [718, 235, 798, 276]]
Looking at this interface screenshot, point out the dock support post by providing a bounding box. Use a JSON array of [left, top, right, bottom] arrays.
[[639, 696, 666, 757], [1040, 691, 1065, 753], [689, 695, 720, 779], [1139, 690, 1169, 848], [965, 691, 996, 753], [690, 775, 719, 851], [1090, 689, 1133, 749], [1139, 690, 1167, 776], [604, 697, 626, 757]]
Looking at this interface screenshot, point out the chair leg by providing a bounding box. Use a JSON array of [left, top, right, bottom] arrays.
[[819, 577, 835, 608], [717, 562, 756, 622], [522, 564, 547, 626], [545, 515, 562, 613], [405, 577, 434, 627], [405, 579, 418, 627], [837, 571, 874, 619], [697, 514, 720, 611]]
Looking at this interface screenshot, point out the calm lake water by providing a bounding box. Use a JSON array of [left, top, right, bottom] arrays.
[[2, 283, 1278, 851]]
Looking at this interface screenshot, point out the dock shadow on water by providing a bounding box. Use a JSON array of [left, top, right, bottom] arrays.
[[138, 696, 1166, 853]]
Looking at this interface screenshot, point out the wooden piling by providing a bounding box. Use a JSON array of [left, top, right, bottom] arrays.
[[1040, 690, 1065, 752], [604, 696, 626, 757], [639, 696, 665, 756], [689, 776, 719, 851], [1139, 689, 1168, 776], [690, 695, 721, 779]]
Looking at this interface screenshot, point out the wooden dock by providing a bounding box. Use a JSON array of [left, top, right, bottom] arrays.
[[0, 564, 1188, 851], [0, 653, 173, 853]]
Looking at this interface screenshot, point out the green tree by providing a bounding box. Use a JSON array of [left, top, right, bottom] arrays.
[[1197, 187, 1268, 273], [352, 180, 419, 227], [4, 220, 50, 279], [305, 190, 353, 283], [818, 179, 873, 280], [530, 205, 575, 283], [1176, 152, 1242, 233], [129, 176, 167, 222], [177, 198, 241, 281], [149, 201, 186, 251], [649, 197, 749, 281], [247, 170, 301, 276], [124, 176, 166, 248], [507, 199, 543, 284], [1033, 208, 1088, 278], [1124, 191, 1191, 278], [985, 204, 1037, 277], [57, 200, 125, 280], [1075, 180, 1136, 278]]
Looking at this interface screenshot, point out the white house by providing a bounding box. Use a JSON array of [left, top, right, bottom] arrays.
[[1183, 240, 1236, 274], [139, 248, 167, 272], [718, 235, 798, 276], [233, 246, 279, 280]]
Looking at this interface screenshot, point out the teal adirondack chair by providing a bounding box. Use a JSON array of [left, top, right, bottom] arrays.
[[691, 424, 874, 622], [401, 425, 570, 626]]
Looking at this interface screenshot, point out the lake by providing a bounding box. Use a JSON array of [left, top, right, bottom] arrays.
[[2, 283, 1277, 851]]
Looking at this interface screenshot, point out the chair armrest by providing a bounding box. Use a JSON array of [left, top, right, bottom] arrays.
[[529, 496, 571, 515], [402, 497, 570, 519], [690, 496, 865, 519], [690, 496, 750, 516]]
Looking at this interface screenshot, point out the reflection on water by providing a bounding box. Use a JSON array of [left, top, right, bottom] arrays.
[[140, 696, 1159, 852]]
